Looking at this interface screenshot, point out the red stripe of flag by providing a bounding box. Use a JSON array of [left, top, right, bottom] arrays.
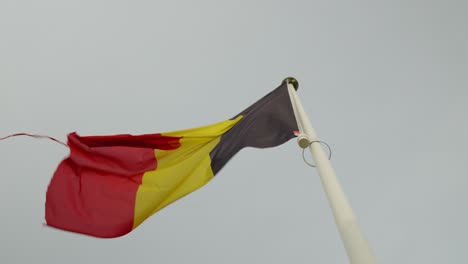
[[45, 132, 181, 238]]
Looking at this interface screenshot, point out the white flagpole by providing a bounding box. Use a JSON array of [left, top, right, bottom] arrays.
[[285, 79, 377, 264]]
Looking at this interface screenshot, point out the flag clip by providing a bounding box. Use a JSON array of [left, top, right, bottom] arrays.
[[297, 134, 312, 149], [297, 134, 332, 167]]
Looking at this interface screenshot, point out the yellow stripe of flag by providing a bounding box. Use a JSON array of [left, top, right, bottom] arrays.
[[133, 116, 243, 228]]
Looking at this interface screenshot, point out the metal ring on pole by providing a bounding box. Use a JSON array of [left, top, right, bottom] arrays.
[[302, 140, 332, 167]]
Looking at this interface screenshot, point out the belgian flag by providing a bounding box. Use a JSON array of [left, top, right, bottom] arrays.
[[45, 80, 299, 238]]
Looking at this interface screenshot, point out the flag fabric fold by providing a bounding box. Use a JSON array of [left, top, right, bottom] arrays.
[[45, 82, 298, 238]]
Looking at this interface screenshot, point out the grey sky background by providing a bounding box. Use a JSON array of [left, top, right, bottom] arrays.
[[1, 1, 467, 263]]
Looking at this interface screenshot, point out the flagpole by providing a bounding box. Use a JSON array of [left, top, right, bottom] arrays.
[[284, 78, 377, 264]]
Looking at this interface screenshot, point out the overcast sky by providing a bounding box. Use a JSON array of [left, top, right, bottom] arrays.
[[1, 1, 467, 263]]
